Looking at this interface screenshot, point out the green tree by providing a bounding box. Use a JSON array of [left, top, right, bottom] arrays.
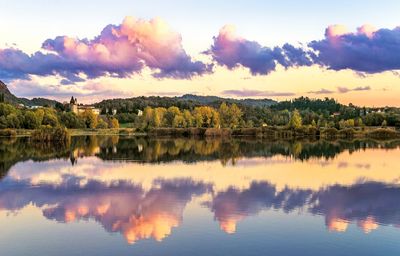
[[288, 109, 302, 129], [35, 109, 45, 125], [24, 111, 41, 129], [43, 112, 59, 127], [59, 112, 83, 128], [6, 113, 20, 128]]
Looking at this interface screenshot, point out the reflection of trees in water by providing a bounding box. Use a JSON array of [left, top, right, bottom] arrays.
[[207, 181, 400, 234], [97, 137, 400, 165], [0, 137, 72, 177], [2, 136, 400, 177]]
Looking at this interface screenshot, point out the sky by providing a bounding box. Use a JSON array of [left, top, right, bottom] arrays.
[[0, 0, 400, 106]]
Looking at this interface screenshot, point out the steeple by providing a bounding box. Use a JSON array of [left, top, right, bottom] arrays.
[[70, 96, 77, 105]]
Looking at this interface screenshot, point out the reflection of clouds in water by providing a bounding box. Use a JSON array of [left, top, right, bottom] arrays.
[[0, 177, 210, 244], [1, 175, 400, 240], [207, 182, 312, 233], [207, 181, 400, 234]]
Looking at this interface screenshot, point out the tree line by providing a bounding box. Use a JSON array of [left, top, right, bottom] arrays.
[[1, 96, 400, 131], [139, 102, 243, 129], [0, 103, 119, 130]]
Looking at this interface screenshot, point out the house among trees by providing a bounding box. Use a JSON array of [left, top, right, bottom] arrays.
[[69, 96, 101, 115]]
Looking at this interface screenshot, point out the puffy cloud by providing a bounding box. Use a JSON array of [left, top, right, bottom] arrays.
[[221, 89, 295, 97], [310, 25, 400, 73], [207, 25, 312, 75], [208, 24, 400, 77], [0, 17, 211, 83]]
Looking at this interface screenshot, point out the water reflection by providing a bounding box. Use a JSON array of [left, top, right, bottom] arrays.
[[1, 136, 400, 245], [2, 136, 400, 174], [207, 181, 400, 234], [0, 176, 209, 244]]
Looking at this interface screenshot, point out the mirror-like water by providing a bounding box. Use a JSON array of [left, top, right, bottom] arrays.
[[1, 136, 400, 256]]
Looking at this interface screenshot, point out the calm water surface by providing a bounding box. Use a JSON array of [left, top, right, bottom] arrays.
[[0, 136, 400, 256]]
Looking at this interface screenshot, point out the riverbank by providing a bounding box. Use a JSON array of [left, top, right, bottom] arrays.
[[0, 126, 399, 140]]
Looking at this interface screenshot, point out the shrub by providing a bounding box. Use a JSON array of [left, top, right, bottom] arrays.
[[96, 119, 109, 129], [31, 126, 70, 143], [232, 128, 262, 136], [367, 128, 399, 139], [338, 128, 356, 138], [0, 129, 17, 137], [188, 128, 207, 136], [204, 128, 231, 137], [321, 127, 338, 139]]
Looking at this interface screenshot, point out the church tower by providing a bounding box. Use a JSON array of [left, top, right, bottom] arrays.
[[70, 96, 78, 114]]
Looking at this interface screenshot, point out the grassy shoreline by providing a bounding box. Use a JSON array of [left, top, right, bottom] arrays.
[[1, 126, 399, 140]]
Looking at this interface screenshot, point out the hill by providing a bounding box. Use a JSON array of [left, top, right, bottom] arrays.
[[95, 94, 277, 113], [0, 80, 20, 104], [0, 80, 60, 107], [180, 94, 276, 107]]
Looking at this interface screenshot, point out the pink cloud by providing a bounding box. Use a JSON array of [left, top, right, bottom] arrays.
[[0, 16, 211, 83]]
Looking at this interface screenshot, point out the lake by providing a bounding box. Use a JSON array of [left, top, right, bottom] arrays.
[[1, 136, 400, 256]]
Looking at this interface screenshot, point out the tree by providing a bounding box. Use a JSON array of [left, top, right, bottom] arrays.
[[165, 107, 181, 127], [193, 106, 220, 128], [142, 106, 154, 128], [288, 109, 302, 129], [35, 109, 45, 125], [183, 110, 193, 127], [219, 102, 242, 128], [219, 102, 230, 128], [228, 103, 242, 128], [43, 112, 59, 127], [0, 93, 4, 103], [172, 115, 186, 128], [339, 119, 346, 129], [153, 107, 167, 127], [311, 119, 317, 127], [6, 113, 20, 128], [355, 117, 363, 127], [152, 110, 161, 127], [59, 112, 83, 128], [24, 111, 41, 129], [110, 117, 120, 128], [382, 120, 387, 127], [96, 118, 108, 129], [79, 110, 98, 128], [345, 119, 355, 127]]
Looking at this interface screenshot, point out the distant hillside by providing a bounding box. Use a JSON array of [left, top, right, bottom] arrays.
[[180, 94, 276, 107], [0, 80, 60, 107], [95, 94, 277, 113], [0, 80, 20, 104]]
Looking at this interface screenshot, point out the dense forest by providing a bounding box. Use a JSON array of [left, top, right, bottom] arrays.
[[98, 96, 400, 129]]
